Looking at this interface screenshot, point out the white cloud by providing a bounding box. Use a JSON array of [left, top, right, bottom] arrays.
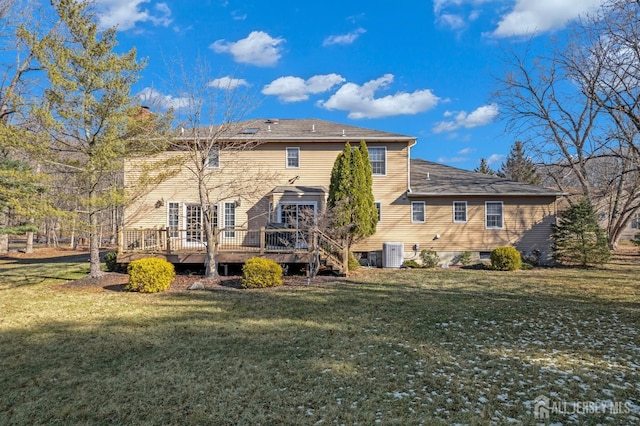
[[208, 76, 250, 90], [318, 74, 439, 119], [262, 74, 345, 102], [210, 31, 284, 67], [231, 10, 247, 20], [323, 28, 366, 46], [492, 0, 604, 37], [437, 13, 466, 31], [95, 0, 172, 31], [487, 153, 505, 165], [433, 0, 605, 37], [138, 87, 189, 110], [432, 103, 499, 133], [437, 156, 468, 163], [458, 147, 475, 155]]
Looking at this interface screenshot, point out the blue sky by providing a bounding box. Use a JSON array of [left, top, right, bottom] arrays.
[[92, 0, 605, 171]]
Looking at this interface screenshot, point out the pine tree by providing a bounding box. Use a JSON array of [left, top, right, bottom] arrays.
[[328, 141, 377, 247], [498, 141, 542, 185], [553, 197, 610, 267], [20, 0, 149, 277], [474, 158, 496, 175]]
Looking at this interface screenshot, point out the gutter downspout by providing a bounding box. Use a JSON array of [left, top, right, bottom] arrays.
[[407, 138, 417, 195]]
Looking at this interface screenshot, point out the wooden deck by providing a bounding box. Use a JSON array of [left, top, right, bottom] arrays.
[[117, 227, 347, 275]]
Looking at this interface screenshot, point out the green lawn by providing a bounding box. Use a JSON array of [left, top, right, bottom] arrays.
[[1, 251, 639, 425]]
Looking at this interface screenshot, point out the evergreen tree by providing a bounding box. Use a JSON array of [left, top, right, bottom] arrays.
[[498, 141, 542, 185], [474, 158, 496, 175], [20, 0, 150, 277], [0, 158, 42, 235], [328, 141, 377, 247], [328, 142, 353, 232], [552, 197, 610, 267], [356, 140, 377, 238]]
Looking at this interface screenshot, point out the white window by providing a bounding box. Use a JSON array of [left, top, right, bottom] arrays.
[[167, 202, 180, 238], [206, 146, 220, 168], [368, 146, 386, 176], [224, 202, 236, 238], [631, 212, 639, 229], [453, 201, 467, 223], [485, 201, 503, 229], [185, 204, 203, 242], [375, 201, 382, 222], [411, 202, 425, 223], [286, 147, 299, 168]]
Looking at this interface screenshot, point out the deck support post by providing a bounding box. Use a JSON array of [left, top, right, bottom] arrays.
[[260, 227, 265, 254]]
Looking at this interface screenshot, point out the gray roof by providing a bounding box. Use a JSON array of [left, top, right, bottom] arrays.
[[410, 159, 562, 196], [180, 118, 415, 142], [271, 186, 328, 194]]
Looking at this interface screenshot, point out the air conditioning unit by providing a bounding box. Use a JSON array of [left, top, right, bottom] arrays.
[[382, 242, 404, 268]]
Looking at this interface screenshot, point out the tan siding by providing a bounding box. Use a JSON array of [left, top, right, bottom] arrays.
[[354, 196, 557, 255], [124, 140, 411, 232]]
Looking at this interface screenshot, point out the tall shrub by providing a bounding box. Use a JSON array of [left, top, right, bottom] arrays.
[[327, 141, 377, 248]]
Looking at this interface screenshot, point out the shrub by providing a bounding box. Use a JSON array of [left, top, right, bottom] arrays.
[[420, 249, 440, 268], [402, 259, 420, 268], [458, 251, 472, 266], [490, 246, 522, 271], [631, 233, 640, 249], [126, 257, 175, 293], [104, 250, 123, 272], [242, 258, 283, 289], [348, 252, 361, 271]]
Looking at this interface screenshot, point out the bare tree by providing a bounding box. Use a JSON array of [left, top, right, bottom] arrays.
[[495, 0, 640, 248], [0, 0, 52, 254], [156, 58, 278, 278]]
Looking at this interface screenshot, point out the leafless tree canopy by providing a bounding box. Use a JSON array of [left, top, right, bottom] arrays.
[[495, 0, 640, 248]]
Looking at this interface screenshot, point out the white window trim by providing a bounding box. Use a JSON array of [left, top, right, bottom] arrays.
[[206, 146, 220, 169], [286, 147, 300, 169], [375, 201, 382, 222], [183, 203, 205, 246], [368, 146, 387, 176], [223, 201, 236, 238], [453, 201, 467, 223], [485, 201, 504, 229], [276, 201, 318, 225], [167, 201, 180, 238], [411, 201, 425, 223]]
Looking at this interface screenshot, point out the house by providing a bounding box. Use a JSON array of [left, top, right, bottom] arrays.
[[119, 118, 562, 270]]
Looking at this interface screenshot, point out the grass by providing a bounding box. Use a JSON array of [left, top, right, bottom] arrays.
[[1, 251, 639, 425]]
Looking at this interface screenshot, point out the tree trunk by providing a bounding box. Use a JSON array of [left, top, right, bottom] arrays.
[[69, 216, 76, 249], [89, 211, 103, 278], [203, 208, 218, 278], [0, 234, 7, 255], [25, 232, 34, 254]]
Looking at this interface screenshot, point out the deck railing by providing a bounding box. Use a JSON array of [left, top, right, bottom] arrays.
[[118, 227, 347, 275], [119, 227, 312, 254]]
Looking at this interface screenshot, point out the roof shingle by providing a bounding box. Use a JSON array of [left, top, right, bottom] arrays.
[[410, 159, 562, 196]]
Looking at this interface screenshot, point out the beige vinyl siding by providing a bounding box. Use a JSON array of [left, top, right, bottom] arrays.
[[353, 195, 557, 254], [124, 140, 412, 233]]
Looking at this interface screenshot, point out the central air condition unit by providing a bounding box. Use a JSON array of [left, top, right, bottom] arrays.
[[382, 242, 404, 268]]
